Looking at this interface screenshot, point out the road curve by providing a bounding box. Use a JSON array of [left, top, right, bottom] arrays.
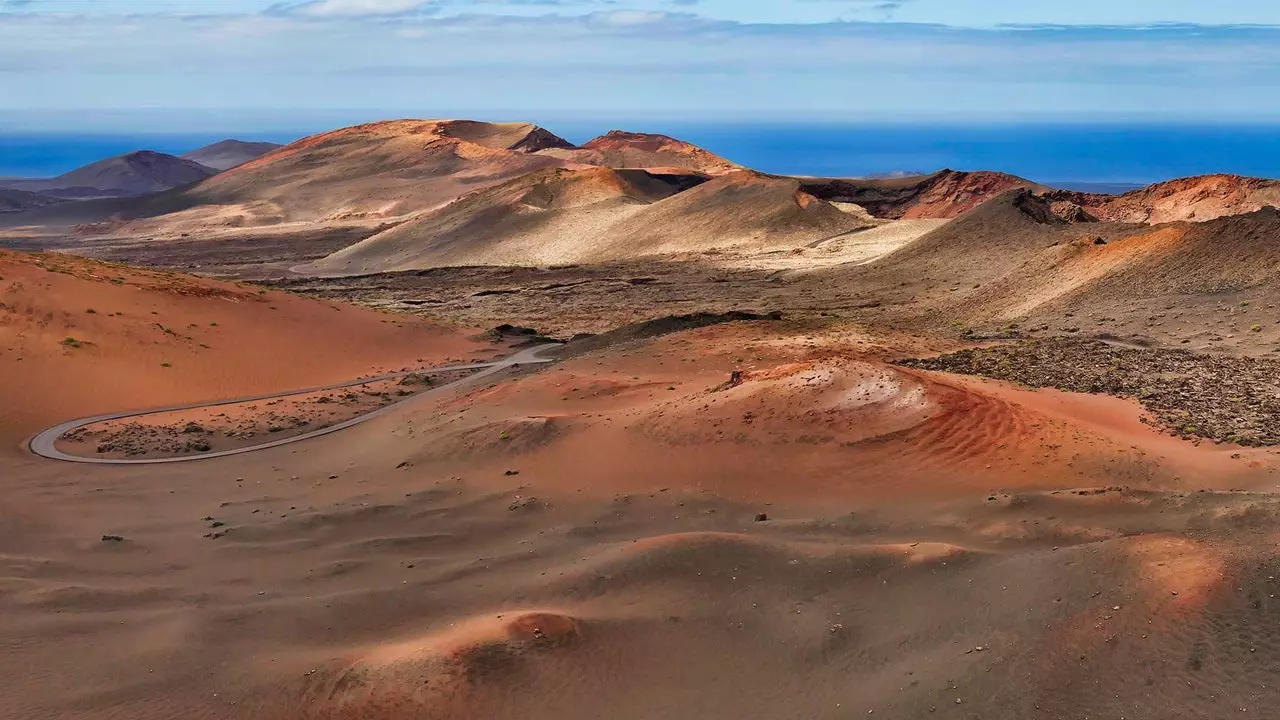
[[28, 344, 560, 465]]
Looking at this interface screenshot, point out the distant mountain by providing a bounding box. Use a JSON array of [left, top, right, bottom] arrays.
[[1047, 181, 1146, 195], [0, 151, 217, 199], [182, 140, 283, 171]]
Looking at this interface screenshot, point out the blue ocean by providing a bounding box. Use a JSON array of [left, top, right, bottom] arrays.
[[4, 123, 1280, 190]]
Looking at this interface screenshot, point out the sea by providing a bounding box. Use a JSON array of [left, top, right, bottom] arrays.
[[4, 123, 1280, 191]]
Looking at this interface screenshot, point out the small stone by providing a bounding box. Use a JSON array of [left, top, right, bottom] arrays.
[[754, 512, 769, 522]]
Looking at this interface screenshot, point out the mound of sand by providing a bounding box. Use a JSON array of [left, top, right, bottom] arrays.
[[537, 130, 740, 175], [0, 249, 487, 443], [308, 170, 873, 274]]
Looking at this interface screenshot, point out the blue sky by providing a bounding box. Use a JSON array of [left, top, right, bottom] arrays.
[[3, 0, 1280, 129]]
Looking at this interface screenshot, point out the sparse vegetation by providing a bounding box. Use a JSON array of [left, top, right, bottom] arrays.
[[900, 338, 1280, 446], [160, 362, 172, 367], [85, 308, 96, 314], [62, 337, 81, 348]]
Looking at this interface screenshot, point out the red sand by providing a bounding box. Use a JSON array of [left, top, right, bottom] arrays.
[[0, 251, 491, 446]]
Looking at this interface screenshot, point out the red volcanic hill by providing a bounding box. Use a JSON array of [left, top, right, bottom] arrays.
[[1046, 174, 1280, 224], [801, 169, 1046, 219], [538, 130, 741, 175]]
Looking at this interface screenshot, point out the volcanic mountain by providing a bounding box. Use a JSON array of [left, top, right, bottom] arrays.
[[537, 130, 741, 174], [306, 169, 871, 273], [0, 151, 217, 199], [182, 139, 284, 171], [111, 120, 578, 228]]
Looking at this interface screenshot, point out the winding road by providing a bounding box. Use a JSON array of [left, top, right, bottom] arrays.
[[28, 344, 560, 465]]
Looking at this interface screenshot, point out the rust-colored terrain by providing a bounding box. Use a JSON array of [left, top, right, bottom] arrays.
[[5, 119, 1280, 720]]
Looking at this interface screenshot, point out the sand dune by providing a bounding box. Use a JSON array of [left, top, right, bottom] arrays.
[[5, 314, 1277, 720], [309, 169, 872, 273]]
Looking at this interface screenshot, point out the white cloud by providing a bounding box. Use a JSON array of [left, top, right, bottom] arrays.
[[1, 11, 1279, 121], [276, 0, 431, 17]]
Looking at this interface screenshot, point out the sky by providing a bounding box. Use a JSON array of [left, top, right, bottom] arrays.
[[3, 0, 1280, 130]]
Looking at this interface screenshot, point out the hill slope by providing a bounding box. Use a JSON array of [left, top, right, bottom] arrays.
[[537, 130, 740, 174], [182, 139, 284, 171], [0, 151, 217, 199], [801, 169, 1046, 219], [1047, 174, 1280, 223], [0, 249, 485, 441], [307, 169, 871, 274], [145, 120, 576, 226], [0, 187, 65, 214]]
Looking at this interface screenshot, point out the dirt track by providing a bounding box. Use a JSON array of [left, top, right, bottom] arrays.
[[29, 345, 558, 464]]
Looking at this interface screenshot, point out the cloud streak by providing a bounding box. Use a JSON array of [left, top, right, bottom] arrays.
[[1, 10, 1279, 123]]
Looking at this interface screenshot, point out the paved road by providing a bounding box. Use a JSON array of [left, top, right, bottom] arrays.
[[28, 344, 560, 465]]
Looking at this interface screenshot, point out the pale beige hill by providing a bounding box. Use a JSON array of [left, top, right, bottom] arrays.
[[438, 120, 576, 152], [179, 120, 577, 224], [16, 120, 579, 233], [306, 170, 872, 273], [307, 167, 700, 273], [538, 130, 740, 174], [582, 171, 873, 261]]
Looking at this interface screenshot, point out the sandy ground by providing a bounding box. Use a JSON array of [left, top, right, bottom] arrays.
[[6, 313, 1280, 720], [707, 219, 949, 271], [0, 250, 503, 445], [10, 159, 1280, 718]]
